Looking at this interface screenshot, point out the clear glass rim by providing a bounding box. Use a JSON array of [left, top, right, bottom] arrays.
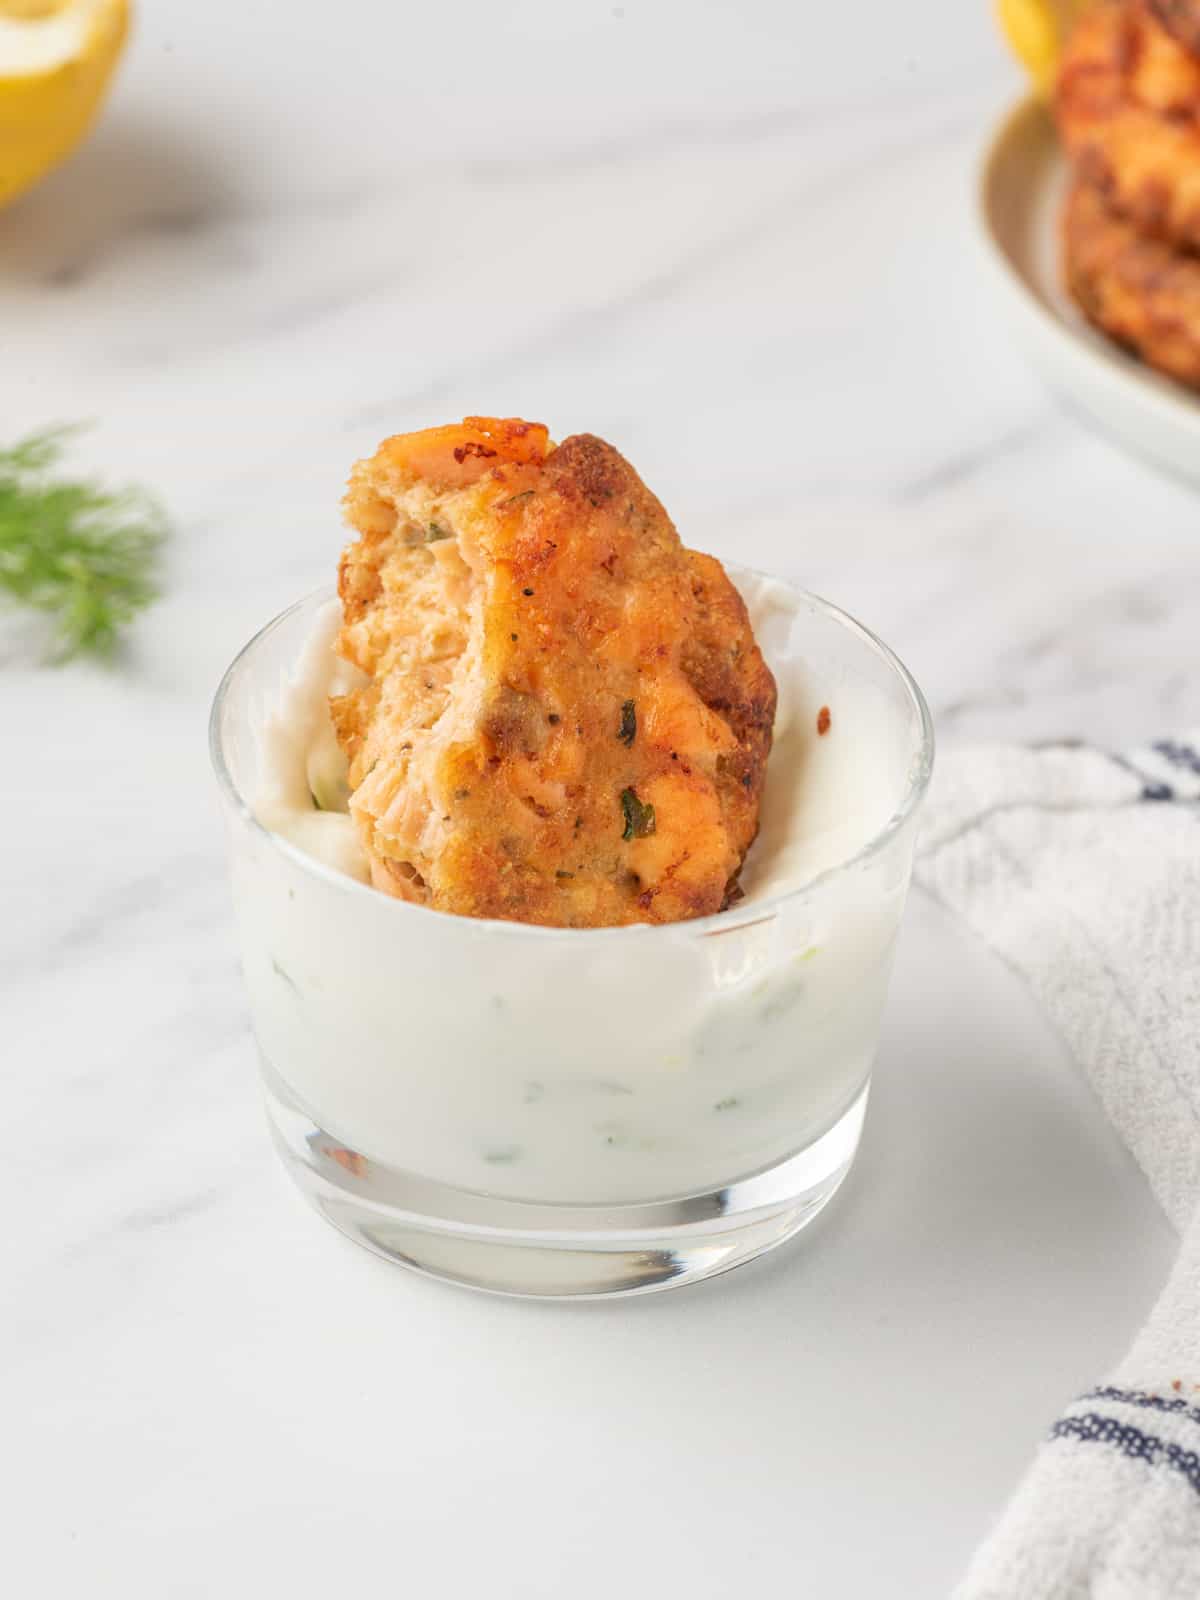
[[208, 570, 935, 943]]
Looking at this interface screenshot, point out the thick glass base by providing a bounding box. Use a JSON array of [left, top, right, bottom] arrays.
[[262, 1065, 868, 1299]]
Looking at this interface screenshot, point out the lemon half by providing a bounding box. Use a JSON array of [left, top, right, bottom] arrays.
[[0, 0, 128, 209], [995, 0, 1091, 95]]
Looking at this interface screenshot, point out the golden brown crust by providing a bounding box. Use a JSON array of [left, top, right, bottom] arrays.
[[1063, 175, 1200, 388], [1148, 0, 1200, 57], [1056, 0, 1200, 251], [332, 418, 777, 928]]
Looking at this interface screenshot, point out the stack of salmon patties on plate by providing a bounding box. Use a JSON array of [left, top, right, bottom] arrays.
[[1057, 0, 1200, 387]]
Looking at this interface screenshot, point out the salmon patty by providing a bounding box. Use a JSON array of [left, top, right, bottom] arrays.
[[332, 418, 777, 928], [1057, 0, 1200, 250], [1063, 175, 1200, 388]]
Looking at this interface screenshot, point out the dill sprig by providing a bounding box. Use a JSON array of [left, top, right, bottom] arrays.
[[0, 426, 167, 661]]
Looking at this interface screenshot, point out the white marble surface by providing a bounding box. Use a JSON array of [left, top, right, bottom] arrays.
[[2, 2, 1192, 1593]]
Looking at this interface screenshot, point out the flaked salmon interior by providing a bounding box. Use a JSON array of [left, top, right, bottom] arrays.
[[332, 489, 487, 904]]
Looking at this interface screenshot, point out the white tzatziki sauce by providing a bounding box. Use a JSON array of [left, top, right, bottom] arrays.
[[239, 572, 920, 1205]]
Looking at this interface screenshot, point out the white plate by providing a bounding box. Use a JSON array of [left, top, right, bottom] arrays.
[[978, 95, 1200, 485]]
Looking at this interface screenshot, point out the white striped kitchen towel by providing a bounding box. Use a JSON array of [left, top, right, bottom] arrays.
[[913, 736, 1200, 1599]]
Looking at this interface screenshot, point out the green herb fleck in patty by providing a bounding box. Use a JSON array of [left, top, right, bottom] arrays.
[[620, 787, 656, 841]]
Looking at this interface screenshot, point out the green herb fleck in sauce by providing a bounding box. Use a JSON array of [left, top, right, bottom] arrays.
[[483, 1144, 522, 1165], [618, 699, 637, 746], [310, 773, 350, 813], [761, 982, 804, 1025]]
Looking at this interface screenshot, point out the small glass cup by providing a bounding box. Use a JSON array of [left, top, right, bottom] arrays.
[[210, 571, 933, 1298]]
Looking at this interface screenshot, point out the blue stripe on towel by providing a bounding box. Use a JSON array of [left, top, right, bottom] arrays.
[[1110, 740, 1200, 801], [1105, 751, 1176, 802], [1083, 1385, 1200, 1432], [1051, 1414, 1200, 1498], [1152, 740, 1200, 776]]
